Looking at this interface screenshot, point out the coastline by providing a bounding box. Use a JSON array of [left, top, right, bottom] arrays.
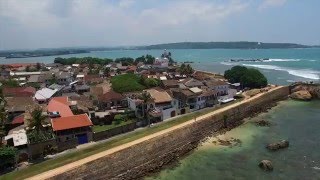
[[27, 86, 288, 180], [147, 99, 320, 179], [144, 100, 282, 179]]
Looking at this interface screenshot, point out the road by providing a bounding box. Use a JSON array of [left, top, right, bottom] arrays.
[[27, 86, 284, 180]]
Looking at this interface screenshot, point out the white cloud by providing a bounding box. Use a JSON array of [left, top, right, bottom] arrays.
[[259, 0, 287, 10], [119, 0, 135, 8], [0, 0, 249, 49]]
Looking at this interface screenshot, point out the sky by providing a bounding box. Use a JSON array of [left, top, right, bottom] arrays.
[[0, 0, 320, 50]]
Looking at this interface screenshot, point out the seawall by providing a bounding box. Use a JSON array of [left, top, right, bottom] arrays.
[[49, 86, 289, 180]]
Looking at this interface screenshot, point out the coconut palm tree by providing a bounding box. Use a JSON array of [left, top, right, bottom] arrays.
[[104, 67, 110, 77], [139, 91, 153, 127], [28, 107, 47, 133], [0, 97, 7, 146]]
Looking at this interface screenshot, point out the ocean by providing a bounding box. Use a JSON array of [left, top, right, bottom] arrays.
[[1, 48, 320, 85], [146, 100, 320, 180]]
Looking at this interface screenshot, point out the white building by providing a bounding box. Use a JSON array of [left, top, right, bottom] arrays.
[[34, 88, 58, 103], [153, 57, 169, 68], [205, 80, 230, 96], [146, 89, 178, 120], [127, 89, 178, 121]]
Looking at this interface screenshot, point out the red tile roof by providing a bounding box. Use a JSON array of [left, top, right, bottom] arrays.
[[84, 75, 103, 83], [11, 115, 24, 124], [98, 90, 124, 102], [2, 87, 36, 97], [126, 66, 137, 72], [51, 114, 93, 131], [47, 97, 73, 117], [4, 63, 37, 68]]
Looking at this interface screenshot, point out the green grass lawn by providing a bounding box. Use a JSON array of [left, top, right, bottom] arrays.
[[93, 120, 134, 133], [0, 99, 243, 180], [111, 74, 146, 93]]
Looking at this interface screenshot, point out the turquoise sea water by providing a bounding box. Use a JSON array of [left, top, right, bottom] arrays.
[[1, 48, 320, 85], [146, 100, 320, 180]]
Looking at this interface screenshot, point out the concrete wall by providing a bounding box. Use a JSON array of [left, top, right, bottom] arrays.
[[28, 139, 56, 159], [93, 122, 136, 141], [53, 86, 289, 180]]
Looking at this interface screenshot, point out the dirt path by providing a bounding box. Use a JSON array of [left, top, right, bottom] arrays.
[[27, 86, 284, 180]]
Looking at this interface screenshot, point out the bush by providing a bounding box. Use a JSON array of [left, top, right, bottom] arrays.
[[143, 78, 160, 88], [27, 130, 55, 144], [0, 79, 19, 87], [0, 146, 17, 169], [113, 114, 124, 125]]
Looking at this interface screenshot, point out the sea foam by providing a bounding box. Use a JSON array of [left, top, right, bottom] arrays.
[[264, 59, 301, 62], [242, 64, 320, 80]]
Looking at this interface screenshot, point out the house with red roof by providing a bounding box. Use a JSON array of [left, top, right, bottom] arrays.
[[97, 90, 127, 110], [2, 86, 36, 97], [47, 97, 93, 145]]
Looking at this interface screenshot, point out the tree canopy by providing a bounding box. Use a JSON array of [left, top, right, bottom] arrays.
[[142, 77, 160, 88], [54, 57, 113, 65], [224, 66, 248, 83], [224, 66, 268, 88], [135, 54, 155, 64], [178, 63, 194, 75], [115, 57, 134, 66]]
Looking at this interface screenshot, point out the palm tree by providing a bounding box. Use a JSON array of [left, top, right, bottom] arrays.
[[104, 67, 110, 77], [28, 107, 47, 133], [0, 97, 7, 146], [139, 91, 153, 127]]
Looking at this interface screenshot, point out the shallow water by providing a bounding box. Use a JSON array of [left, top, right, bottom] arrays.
[[146, 100, 320, 180]]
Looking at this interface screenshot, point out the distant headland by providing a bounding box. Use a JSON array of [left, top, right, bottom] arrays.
[[135, 41, 314, 50], [1, 41, 318, 59], [0, 49, 89, 59]]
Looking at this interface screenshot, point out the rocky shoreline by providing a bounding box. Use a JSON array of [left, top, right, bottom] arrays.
[[130, 102, 282, 180], [290, 83, 320, 100]]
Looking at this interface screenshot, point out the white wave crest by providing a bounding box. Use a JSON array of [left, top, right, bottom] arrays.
[[220, 62, 235, 66], [264, 59, 301, 62], [286, 80, 296, 83], [242, 64, 320, 80], [312, 166, 320, 170]]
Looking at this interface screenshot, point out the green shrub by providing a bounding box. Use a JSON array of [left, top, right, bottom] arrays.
[[27, 130, 55, 144], [111, 74, 146, 93], [143, 78, 160, 88], [0, 146, 17, 169]]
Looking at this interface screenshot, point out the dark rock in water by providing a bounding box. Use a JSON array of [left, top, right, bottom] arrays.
[[217, 139, 232, 146], [255, 120, 271, 127], [266, 140, 289, 151], [259, 160, 273, 171]]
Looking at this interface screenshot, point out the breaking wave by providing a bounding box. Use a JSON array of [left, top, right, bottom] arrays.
[[242, 64, 320, 80], [264, 59, 301, 62], [220, 62, 235, 66]]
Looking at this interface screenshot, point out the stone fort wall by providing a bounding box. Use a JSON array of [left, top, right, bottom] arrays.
[[52, 86, 289, 180]]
